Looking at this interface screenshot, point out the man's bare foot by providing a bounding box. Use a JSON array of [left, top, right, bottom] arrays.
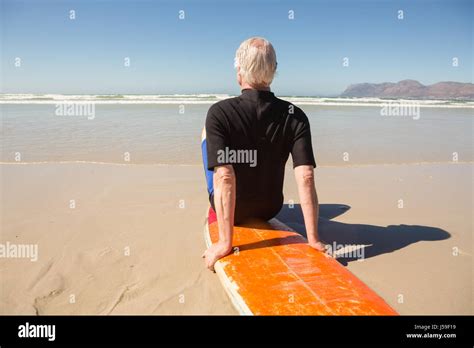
[[202, 242, 232, 272]]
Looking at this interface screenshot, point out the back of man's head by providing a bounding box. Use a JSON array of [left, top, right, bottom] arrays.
[[234, 37, 277, 88]]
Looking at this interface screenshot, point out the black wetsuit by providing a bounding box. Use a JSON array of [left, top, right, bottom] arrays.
[[204, 89, 316, 223]]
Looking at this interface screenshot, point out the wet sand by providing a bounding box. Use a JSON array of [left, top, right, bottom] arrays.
[[0, 162, 472, 314]]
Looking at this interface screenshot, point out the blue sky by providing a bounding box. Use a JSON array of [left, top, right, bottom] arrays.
[[1, 0, 472, 96]]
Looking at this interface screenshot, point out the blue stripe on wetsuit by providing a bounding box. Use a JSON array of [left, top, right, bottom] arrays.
[[201, 138, 214, 196]]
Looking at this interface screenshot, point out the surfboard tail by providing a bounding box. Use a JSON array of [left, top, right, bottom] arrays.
[[205, 207, 398, 316]]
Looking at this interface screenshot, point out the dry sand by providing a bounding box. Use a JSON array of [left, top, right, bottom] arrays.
[[0, 162, 472, 314]]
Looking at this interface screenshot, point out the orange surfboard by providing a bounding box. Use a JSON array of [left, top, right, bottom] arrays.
[[204, 207, 398, 315]]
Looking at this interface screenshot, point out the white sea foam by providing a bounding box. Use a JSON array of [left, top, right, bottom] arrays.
[[0, 94, 472, 108]]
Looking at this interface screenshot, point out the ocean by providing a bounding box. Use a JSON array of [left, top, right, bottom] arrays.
[[1, 95, 472, 166]]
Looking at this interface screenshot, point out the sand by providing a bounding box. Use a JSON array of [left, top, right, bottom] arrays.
[[0, 162, 472, 315]]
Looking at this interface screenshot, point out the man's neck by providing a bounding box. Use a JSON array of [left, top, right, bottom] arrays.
[[241, 83, 271, 92]]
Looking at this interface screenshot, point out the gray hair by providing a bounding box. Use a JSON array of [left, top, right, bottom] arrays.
[[234, 37, 277, 87]]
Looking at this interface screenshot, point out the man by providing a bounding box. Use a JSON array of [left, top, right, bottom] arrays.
[[201, 37, 325, 271]]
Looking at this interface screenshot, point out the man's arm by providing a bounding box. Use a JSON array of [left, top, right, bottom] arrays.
[[202, 164, 235, 271], [294, 165, 325, 252]]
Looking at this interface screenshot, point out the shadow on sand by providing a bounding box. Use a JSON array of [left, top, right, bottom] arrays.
[[275, 204, 450, 265]]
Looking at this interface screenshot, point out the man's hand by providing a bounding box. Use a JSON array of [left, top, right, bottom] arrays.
[[308, 240, 326, 252], [202, 242, 232, 272], [206, 164, 236, 272]]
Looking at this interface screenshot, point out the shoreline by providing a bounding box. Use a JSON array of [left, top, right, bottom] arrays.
[[1, 161, 473, 167]]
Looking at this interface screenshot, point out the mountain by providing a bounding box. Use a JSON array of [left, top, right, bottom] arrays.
[[341, 80, 474, 99]]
